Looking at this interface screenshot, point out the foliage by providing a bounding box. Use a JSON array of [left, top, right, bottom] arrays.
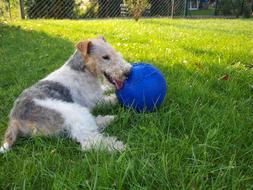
[[74, 0, 99, 18], [25, 0, 75, 19], [0, 1, 6, 18], [0, 0, 20, 19], [242, 0, 253, 18], [149, 0, 170, 16], [97, 0, 122, 18], [148, 0, 185, 17], [124, 0, 148, 21], [190, 8, 215, 16], [217, 0, 252, 18]]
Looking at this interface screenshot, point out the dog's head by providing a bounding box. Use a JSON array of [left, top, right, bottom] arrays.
[[76, 36, 132, 90]]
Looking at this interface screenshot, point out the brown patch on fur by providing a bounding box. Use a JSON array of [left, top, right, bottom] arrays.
[[27, 120, 39, 135], [85, 58, 100, 76], [3, 119, 20, 146], [76, 37, 131, 82], [24, 119, 63, 136], [76, 40, 92, 56], [76, 40, 101, 76]]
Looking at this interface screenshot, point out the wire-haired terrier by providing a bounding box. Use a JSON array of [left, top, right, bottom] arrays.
[[0, 36, 132, 153]]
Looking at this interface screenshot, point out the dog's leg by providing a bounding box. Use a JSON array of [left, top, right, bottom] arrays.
[[81, 134, 125, 152], [0, 119, 20, 153], [101, 77, 114, 93], [35, 98, 124, 152], [101, 84, 114, 93], [95, 115, 115, 131], [101, 94, 118, 105]]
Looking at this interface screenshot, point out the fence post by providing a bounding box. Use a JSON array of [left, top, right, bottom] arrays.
[[19, 0, 25, 19], [252, 0, 253, 12], [171, 0, 175, 18], [184, 0, 188, 17], [214, 0, 219, 15], [240, 0, 245, 16]]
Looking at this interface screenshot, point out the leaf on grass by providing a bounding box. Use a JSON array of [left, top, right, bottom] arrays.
[[218, 74, 229, 81], [194, 62, 203, 70], [246, 64, 253, 69], [50, 149, 56, 154]]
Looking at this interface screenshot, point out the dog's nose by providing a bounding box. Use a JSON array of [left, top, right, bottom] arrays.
[[125, 66, 132, 75], [124, 70, 130, 77]]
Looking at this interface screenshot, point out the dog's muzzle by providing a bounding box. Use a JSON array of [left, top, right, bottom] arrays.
[[103, 72, 124, 90]]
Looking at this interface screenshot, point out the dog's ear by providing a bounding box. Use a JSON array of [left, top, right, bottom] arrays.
[[97, 35, 106, 42], [76, 40, 92, 56]]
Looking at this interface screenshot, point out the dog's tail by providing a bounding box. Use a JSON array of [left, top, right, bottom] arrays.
[[0, 119, 20, 153]]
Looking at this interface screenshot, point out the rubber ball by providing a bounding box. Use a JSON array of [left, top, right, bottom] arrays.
[[116, 63, 166, 112]]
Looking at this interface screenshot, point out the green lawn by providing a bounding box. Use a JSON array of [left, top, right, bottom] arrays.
[[189, 8, 215, 16], [0, 18, 253, 189]]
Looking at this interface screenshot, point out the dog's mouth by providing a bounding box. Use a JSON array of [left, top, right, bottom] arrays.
[[104, 72, 123, 90]]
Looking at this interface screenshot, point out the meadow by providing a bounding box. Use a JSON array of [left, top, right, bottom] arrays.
[[0, 18, 253, 189]]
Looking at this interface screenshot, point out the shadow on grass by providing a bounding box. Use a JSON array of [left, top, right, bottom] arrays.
[[0, 23, 74, 124], [0, 24, 76, 143], [0, 23, 74, 91], [181, 46, 221, 57]]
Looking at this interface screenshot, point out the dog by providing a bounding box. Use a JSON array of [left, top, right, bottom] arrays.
[[0, 36, 132, 153]]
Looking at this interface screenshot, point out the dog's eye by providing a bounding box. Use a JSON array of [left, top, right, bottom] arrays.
[[102, 55, 110, 60]]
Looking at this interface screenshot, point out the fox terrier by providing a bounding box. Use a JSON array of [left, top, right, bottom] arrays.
[[0, 36, 132, 153]]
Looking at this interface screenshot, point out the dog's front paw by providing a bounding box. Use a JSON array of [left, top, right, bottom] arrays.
[[112, 140, 125, 152], [104, 94, 118, 105], [96, 115, 116, 131]]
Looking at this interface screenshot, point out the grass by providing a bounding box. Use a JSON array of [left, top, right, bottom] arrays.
[[0, 18, 253, 189], [189, 8, 215, 16]]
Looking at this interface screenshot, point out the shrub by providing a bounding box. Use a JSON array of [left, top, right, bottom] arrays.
[[75, 0, 99, 18], [217, 0, 242, 17], [97, 0, 122, 18], [149, 0, 170, 16], [25, 0, 75, 19], [216, 0, 252, 18], [242, 0, 253, 18], [149, 0, 184, 17], [124, 0, 148, 21]]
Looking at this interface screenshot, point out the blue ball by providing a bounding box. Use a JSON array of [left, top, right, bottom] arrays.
[[116, 63, 167, 112]]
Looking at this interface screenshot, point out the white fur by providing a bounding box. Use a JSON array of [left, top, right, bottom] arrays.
[[96, 115, 115, 131], [42, 65, 103, 109], [0, 142, 10, 153], [34, 98, 97, 141], [34, 98, 124, 151]]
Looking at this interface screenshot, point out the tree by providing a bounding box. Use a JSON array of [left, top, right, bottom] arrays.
[[97, 0, 122, 18], [149, 0, 170, 16], [149, 0, 184, 17], [242, 0, 253, 18], [216, 0, 252, 17], [25, 0, 75, 19], [124, 0, 148, 21]]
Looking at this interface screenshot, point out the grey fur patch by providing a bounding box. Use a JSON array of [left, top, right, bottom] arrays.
[[10, 98, 64, 135], [34, 81, 73, 102], [66, 51, 86, 71], [9, 80, 73, 135]]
